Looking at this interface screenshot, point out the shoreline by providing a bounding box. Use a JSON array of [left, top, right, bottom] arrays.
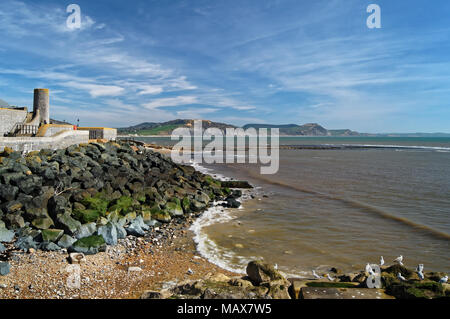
[[0, 141, 448, 299], [0, 141, 242, 299]]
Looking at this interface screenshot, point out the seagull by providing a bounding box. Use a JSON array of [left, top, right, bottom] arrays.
[[326, 274, 335, 281], [416, 264, 424, 273], [274, 264, 278, 270], [397, 273, 406, 281], [312, 270, 321, 280], [394, 255, 404, 266], [380, 256, 384, 266], [439, 275, 448, 284]]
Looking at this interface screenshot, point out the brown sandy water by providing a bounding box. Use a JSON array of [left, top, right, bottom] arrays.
[[134, 137, 450, 277]]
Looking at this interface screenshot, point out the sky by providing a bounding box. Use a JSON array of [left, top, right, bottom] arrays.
[[0, 0, 449, 133]]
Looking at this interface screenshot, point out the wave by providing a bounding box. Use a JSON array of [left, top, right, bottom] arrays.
[[188, 161, 262, 274], [334, 143, 450, 151]]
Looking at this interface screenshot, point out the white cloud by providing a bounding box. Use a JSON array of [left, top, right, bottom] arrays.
[[137, 85, 164, 95], [63, 82, 124, 98], [143, 96, 198, 109]]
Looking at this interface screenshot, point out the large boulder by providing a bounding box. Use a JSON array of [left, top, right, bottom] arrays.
[[0, 262, 10, 276], [71, 235, 106, 255], [165, 201, 183, 217], [56, 211, 82, 235], [31, 216, 54, 230], [246, 261, 286, 286], [15, 236, 38, 251], [0, 184, 19, 201], [41, 229, 64, 242], [0, 227, 15, 243], [73, 222, 97, 239], [126, 216, 149, 237], [57, 234, 77, 248], [97, 222, 118, 245]]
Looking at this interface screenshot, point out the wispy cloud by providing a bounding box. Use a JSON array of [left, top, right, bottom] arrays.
[[0, 0, 449, 131], [143, 96, 198, 109]]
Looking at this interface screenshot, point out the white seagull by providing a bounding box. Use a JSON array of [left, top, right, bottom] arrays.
[[312, 270, 321, 280], [274, 264, 278, 270], [397, 273, 406, 281], [380, 256, 385, 266], [394, 255, 404, 266], [439, 275, 448, 284], [416, 264, 424, 273], [326, 274, 335, 281]]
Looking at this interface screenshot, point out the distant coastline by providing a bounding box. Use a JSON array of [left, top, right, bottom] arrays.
[[117, 119, 450, 138]]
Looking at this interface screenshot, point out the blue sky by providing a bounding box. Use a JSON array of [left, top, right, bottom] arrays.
[[0, 0, 449, 132]]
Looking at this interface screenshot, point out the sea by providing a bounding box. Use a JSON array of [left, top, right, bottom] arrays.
[[125, 136, 450, 277]]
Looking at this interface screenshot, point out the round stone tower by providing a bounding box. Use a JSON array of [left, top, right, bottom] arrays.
[[33, 88, 50, 125]]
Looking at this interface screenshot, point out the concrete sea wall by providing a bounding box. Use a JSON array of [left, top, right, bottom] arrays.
[[0, 108, 28, 136], [0, 130, 89, 152]]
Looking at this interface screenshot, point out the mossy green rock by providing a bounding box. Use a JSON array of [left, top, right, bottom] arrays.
[[165, 201, 183, 217], [385, 280, 446, 299], [109, 196, 133, 214], [81, 196, 108, 215], [32, 217, 54, 230], [41, 229, 64, 242], [141, 209, 153, 224], [74, 209, 102, 223], [71, 235, 106, 255], [182, 197, 191, 214], [151, 210, 171, 223]]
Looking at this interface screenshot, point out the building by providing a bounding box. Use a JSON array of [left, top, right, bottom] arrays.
[[0, 89, 117, 152]]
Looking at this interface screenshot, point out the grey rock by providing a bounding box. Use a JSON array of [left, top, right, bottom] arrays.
[[97, 222, 118, 245], [112, 221, 127, 239], [0, 262, 10, 276], [195, 192, 210, 204], [56, 211, 82, 235], [226, 198, 241, 208], [39, 242, 61, 251], [57, 234, 77, 249], [0, 243, 6, 253], [15, 236, 38, 251], [190, 199, 206, 212], [74, 222, 97, 239], [0, 184, 19, 201], [0, 227, 15, 243], [126, 216, 149, 237]]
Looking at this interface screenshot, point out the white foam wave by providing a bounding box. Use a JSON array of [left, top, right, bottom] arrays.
[[188, 161, 261, 274], [336, 143, 450, 151]]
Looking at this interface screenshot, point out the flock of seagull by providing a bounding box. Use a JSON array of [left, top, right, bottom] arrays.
[[311, 255, 449, 284]]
